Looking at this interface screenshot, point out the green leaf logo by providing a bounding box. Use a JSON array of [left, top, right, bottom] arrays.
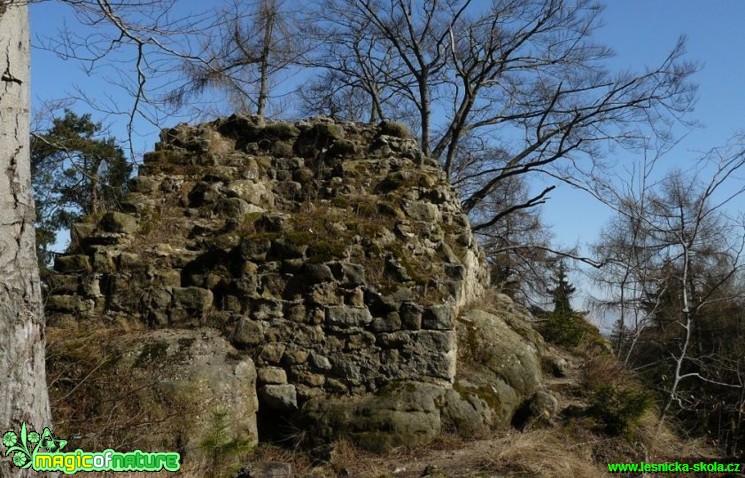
[[2, 423, 64, 470], [36, 427, 67, 453], [2, 431, 17, 447], [2, 424, 33, 469]]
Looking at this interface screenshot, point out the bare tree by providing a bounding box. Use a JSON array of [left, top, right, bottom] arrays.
[[649, 167, 745, 432], [471, 167, 556, 305], [47, 0, 698, 239], [589, 150, 664, 363], [37, 0, 229, 158], [308, 0, 469, 153], [591, 145, 745, 435], [301, 0, 417, 123], [167, 0, 302, 117], [0, 2, 53, 476], [304, 0, 698, 232], [298, 69, 379, 122]]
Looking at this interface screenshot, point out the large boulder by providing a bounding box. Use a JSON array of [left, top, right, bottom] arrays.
[[121, 329, 259, 454], [298, 381, 447, 452], [448, 301, 544, 431], [47, 328, 258, 456]]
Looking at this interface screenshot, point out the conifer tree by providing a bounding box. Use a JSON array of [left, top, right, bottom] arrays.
[[548, 261, 576, 315], [31, 110, 131, 269]]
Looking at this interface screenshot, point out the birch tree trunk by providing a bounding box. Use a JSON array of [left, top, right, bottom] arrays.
[[0, 2, 53, 476]]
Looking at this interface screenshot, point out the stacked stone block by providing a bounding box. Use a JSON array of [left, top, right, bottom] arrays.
[[46, 116, 489, 415]]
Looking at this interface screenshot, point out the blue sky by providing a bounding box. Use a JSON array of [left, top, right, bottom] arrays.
[[537, 1, 745, 316], [546, 0, 745, 248], [29, 1, 745, 316]]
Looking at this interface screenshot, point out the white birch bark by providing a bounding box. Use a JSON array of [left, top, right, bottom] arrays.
[[0, 2, 53, 476]]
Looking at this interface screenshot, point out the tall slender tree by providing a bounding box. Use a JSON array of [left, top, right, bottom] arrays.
[[0, 2, 53, 476], [590, 148, 745, 439], [167, 0, 301, 117]]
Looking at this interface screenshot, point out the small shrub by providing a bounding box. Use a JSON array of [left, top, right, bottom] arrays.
[[200, 409, 255, 478], [581, 353, 625, 390], [271, 140, 295, 157], [542, 313, 586, 347], [285, 230, 314, 245], [330, 196, 349, 209], [375, 172, 415, 193], [349, 197, 378, 217], [588, 385, 652, 436]]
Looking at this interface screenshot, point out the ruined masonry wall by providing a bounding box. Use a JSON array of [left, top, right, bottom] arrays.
[[46, 115, 489, 410]]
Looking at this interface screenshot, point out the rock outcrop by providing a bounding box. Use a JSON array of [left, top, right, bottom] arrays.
[[45, 116, 546, 453]]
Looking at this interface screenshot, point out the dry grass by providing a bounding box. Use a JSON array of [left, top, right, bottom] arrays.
[[45, 322, 715, 478], [303, 428, 610, 478], [40, 423, 709, 478], [47, 325, 201, 454], [562, 343, 718, 472], [635, 410, 716, 463], [486, 429, 609, 477], [580, 351, 630, 390]]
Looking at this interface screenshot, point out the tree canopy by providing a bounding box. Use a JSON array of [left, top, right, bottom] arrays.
[[31, 109, 131, 268]]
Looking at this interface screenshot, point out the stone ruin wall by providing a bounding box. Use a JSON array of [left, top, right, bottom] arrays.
[[45, 116, 490, 413]]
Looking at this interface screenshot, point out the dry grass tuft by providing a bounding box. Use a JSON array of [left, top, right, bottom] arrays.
[[484, 429, 609, 477], [47, 325, 199, 454]]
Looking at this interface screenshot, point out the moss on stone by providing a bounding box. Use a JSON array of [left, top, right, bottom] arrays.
[[294, 122, 346, 157], [240, 231, 281, 242], [347, 196, 378, 217], [453, 381, 502, 414], [380, 380, 419, 396], [349, 221, 386, 237], [377, 201, 402, 217], [387, 243, 430, 286], [270, 141, 295, 158], [327, 139, 358, 158], [376, 171, 429, 194], [284, 230, 315, 246], [261, 122, 301, 140], [143, 148, 182, 164], [378, 121, 414, 139], [330, 196, 350, 209], [134, 340, 170, 368], [242, 212, 265, 229], [306, 240, 346, 263]]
